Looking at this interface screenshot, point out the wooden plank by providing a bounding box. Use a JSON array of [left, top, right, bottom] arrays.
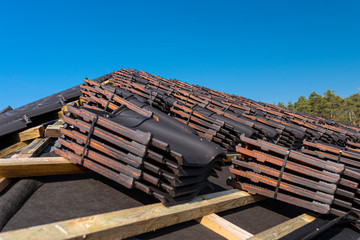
[[225, 153, 242, 163], [19, 125, 45, 142], [11, 138, 51, 158], [0, 190, 264, 240], [0, 157, 87, 178], [198, 213, 254, 240], [0, 141, 29, 158], [45, 120, 64, 138], [249, 213, 316, 240], [0, 178, 12, 193]]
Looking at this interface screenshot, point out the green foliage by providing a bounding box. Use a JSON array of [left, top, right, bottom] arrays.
[[293, 96, 308, 113], [277, 102, 286, 108], [287, 100, 294, 111], [278, 89, 360, 126]]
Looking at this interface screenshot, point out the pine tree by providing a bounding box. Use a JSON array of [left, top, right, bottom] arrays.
[[277, 102, 286, 108], [280, 89, 359, 126], [308, 91, 322, 116], [293, 96, 308, 113], [287, 100, 294, 110]]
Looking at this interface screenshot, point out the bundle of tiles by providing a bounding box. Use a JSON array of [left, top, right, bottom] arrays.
[[289, 118, 349, 147], [81, 77, 250, 152], [212, 89, 360, 147], [110, 69, 310, 150], [111, 70, 256, 151], [123, 68, 360, 148], [302, 140, 360, 171], [55, 104, 225, 204], [260, 103, 360, 146], [301, 140, 360, 215], [130, 68, 360, 148], [227, 135, 360, 220]]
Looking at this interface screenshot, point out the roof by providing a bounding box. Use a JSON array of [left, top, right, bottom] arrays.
[[0, 68, 359, 239]]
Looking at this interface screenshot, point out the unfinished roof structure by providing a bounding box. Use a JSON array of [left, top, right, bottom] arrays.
[[0, 68, 359, 239]]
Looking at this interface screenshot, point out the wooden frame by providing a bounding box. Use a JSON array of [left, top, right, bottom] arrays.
[[0, 190, 263, 240], [0, 187, 316, 240]]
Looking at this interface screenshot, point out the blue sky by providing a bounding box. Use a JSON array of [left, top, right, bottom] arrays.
[[0, 0, 359, 110]]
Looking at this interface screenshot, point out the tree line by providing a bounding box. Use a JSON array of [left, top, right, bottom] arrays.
[[277, 89, 360, 126]]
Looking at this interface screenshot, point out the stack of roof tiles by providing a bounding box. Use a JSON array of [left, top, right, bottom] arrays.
[[1, 68, 360, 212], [227, 135, 360, 219], [55, 105, 225, 204]]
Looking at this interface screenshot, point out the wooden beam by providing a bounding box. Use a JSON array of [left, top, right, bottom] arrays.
[[249, 213, 316, 240], [0, 190, 263, 240], [45, 120, 64, 138], [19, 125, 45, 142], [225, 153, 241, 163], [0, 157, 87, 178], [198, 213, 254, 240], [11, 138, 51, 158], [0, 178, 12, 193], [0, 141, 29, 158]]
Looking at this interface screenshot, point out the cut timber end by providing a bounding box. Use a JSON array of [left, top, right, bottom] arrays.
[[198, 213, 254, 240], [249, 213, 316, 240], [45, 120, 64, 138], [0, 157, 87, 178], [19, 125, 45, 142], [0, 190, 263, 240]]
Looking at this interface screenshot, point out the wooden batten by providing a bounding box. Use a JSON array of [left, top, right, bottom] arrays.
[[249, 213, 316, 240], [0, 157, 87, 178], [0, 190, 263, 240], [198, 213, 254, 240], [0, 141, 29, 158]]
